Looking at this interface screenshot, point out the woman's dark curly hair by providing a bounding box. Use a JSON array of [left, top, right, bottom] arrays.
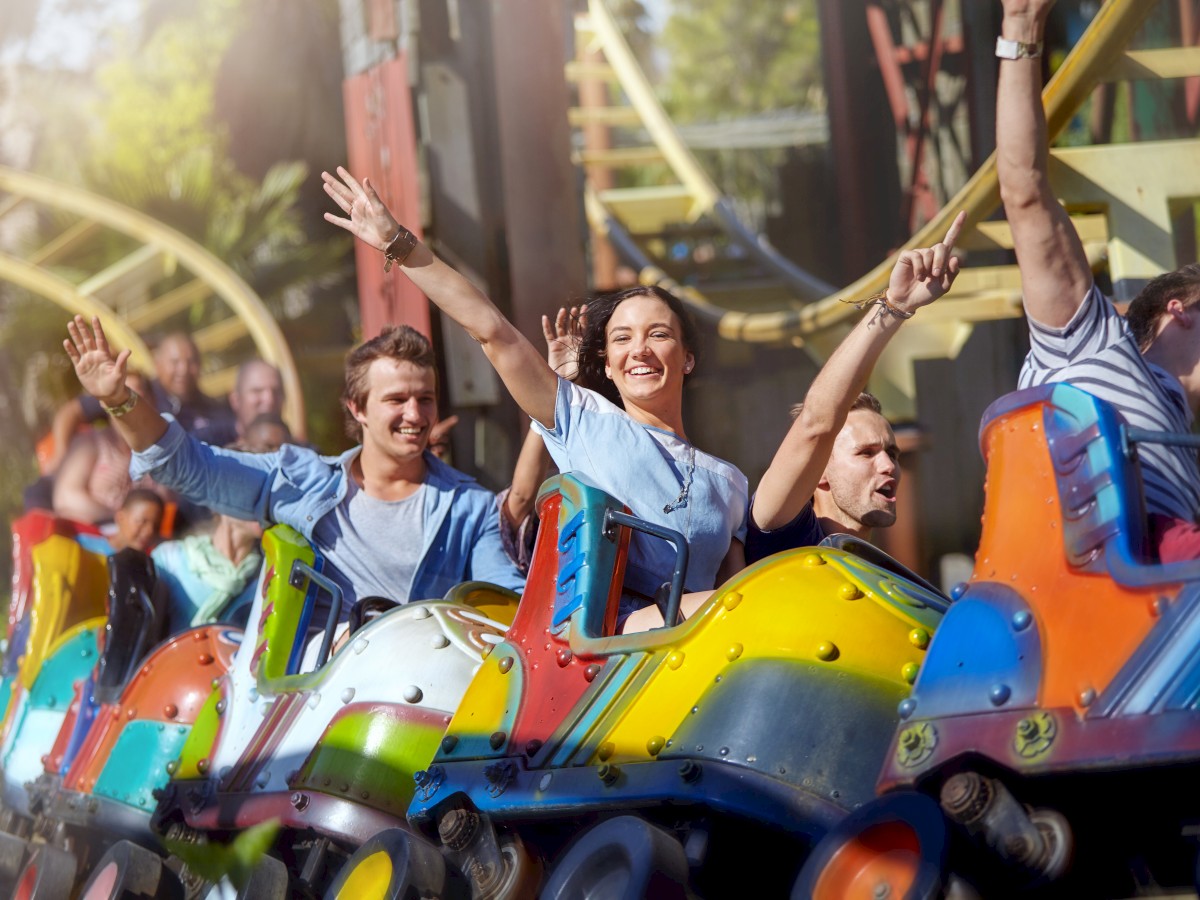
[[575, 285, 700, 406]]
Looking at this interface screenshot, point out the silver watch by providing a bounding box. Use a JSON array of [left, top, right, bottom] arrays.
[[995, 36, 1043, 59]]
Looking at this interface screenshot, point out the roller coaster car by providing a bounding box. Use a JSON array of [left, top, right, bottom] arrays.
[[336, 473, 948, 899], [0, 515, 107, 736], [0, 541, 231, 898], [795, 383, 1200, 899], [0, 529, 109, 825], [150, 524, 515, 897]]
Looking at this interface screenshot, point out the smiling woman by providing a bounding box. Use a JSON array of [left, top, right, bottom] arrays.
[[323, 168, 749, 627]]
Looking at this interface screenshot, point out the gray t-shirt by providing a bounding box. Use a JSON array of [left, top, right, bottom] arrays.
[[312, 479, 426, 610]]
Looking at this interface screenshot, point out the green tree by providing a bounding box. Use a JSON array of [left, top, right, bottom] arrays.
[[659, 0, 823, 210]]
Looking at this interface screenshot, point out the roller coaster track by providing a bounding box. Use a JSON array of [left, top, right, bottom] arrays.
[[0, 166, 304, 436], [572, 0, 1200, 417]]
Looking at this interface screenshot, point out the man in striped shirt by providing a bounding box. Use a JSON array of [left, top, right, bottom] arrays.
[[998, 0, 1200, 561]]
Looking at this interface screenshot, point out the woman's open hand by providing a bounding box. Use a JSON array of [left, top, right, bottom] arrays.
[[63, 315, 130, 404], [322, 167, 403, 251], [543, 305, 587, 381]]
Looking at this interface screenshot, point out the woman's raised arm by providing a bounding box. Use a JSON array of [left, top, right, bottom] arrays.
[[323, 167, 559, 428]]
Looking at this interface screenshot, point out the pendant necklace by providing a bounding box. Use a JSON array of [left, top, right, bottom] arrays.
[[664, 444, 697, 514]]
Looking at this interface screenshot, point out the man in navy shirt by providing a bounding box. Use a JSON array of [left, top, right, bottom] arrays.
[[746, 215, 964, 565]]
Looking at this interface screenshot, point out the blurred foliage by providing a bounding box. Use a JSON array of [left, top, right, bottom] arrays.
[[0, 0, 355, 585], [659, 0, 822, 212], [164, 818, 281, 890]]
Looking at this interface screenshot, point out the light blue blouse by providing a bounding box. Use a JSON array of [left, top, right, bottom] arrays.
[[533, 378, 748, 597]]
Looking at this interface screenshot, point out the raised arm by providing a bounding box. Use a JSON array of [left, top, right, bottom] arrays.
[[503, 305, 583, 525], [64, 316, 168, 452], [323, 168, 560, 427], [752, 213, 965, 531], [997, 0, 1092, 327]]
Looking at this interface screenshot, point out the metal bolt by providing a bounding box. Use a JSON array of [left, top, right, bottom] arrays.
[[1017, 718, 1039, 741], [597, 763, 620, 786], [290, 792, 309, 811], [439, 808, 479, 851], [678, 760, 702, 783]]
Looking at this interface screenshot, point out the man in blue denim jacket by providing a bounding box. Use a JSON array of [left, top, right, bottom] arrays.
[[64, 317, 525, 608]]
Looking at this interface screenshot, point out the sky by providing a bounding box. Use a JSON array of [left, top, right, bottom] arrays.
[[1, 0, 140, 70]]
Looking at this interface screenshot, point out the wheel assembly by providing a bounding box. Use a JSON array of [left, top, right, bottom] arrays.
[[324, 828, 465, 900], [540, 816, 690, 900], [11, 844, 78, 900], [78, 840, 184, 900], [793, 793, 948, 900]]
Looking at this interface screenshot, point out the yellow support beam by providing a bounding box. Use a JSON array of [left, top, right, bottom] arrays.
[[28, 220, 101, 267], [75, 244, 171, 305], [568, 106, 643, 127], [0, 251, 153, 371], [587, 0, 722, 214], [194, 316, 250, 355], [124, 278, 212, 331], [575, 147, 667, 167], [0, 166, 305, 437], [715, 0, 1160, 344], [1106, 47, 1200, 81]]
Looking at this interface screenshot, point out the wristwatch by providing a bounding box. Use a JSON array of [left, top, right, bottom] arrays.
[[996, 36, 1043, 59], [101, 389, 139, 418]]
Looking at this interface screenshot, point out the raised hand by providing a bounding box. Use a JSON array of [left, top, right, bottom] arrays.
[[428, 414, 460, 460], [888, 211, 965, 314], [63, 315, 130, 404], [322, 167, 403, 251], [543, 305, 587, 381]]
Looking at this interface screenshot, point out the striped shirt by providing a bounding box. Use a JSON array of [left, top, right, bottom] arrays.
[[1019, 284, 1200, 522]]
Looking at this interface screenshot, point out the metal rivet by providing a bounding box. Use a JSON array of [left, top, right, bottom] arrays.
[[667, 651, 685, 670], [403, 685, 423, 704], [950, 582, 969, 601], [722, 591, 743, 611], [908, 628, 930, 649], [557, 648, 573, 667], [815, 641, 838, 661], [725, 643, 743, 661], [431, 634, 450, 649], [1012, 610, 1032, 631], [838, 583, 862, 601], [1078, 687, 1095, 707], [413, 606, 432, 620], [539, 773, 553, 791], [341, 688, 356, 704], [489, 731, 506, 750], [498, 657, 514, 674], [441, 735, 458, 754], [804, 553, 826, 567], [646, 736, 665, 756], [524, 739, 543, 756], [901, 662, 920, 684], [584, 663, 601, 682], [597, 741, 614, 761], [989, 684, 1011, 706], [898, 698, 917, 719], [164, 703, 178, 719]]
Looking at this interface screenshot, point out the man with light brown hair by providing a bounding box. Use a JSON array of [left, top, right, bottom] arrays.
[[65, 319, 524, 610]]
